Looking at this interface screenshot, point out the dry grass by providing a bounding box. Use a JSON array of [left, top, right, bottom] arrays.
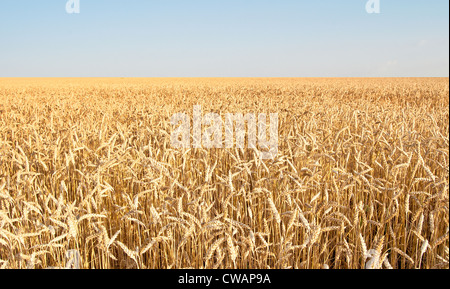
[[0, 77, 448, 269]]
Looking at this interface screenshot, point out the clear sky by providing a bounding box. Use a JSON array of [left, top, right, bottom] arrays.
[[0, 0, 448, 77]]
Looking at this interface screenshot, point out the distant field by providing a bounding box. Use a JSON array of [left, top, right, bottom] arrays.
[[0, 78, 448, 269]]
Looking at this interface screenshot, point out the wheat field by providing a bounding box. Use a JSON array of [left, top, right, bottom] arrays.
[[0, 78, 448, 269]]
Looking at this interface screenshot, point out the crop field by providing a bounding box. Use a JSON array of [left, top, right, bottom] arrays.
[[0, 77, 448, 269]]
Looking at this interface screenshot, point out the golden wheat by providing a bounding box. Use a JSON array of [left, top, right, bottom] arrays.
[[0, 77, 448, 269]]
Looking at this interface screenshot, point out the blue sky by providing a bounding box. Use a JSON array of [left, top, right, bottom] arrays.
[[0, 0, 448, 77]]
